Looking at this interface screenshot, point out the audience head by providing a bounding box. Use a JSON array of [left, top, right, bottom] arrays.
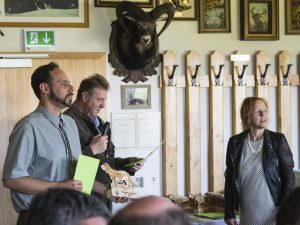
[[26, 188, 111, 225], [240, 96, 269, 131], [276, 186, 300, 225], [108, 195, 192, 225], [31, 62, 60, 99]]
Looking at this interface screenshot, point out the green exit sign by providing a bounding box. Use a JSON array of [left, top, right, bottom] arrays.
[[24, 30, 56, 51]]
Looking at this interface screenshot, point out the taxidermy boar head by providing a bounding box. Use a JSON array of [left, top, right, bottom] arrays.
[[109, 1, 175, 83]]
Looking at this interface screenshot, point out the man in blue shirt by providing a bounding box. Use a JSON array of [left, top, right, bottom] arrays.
[[2, 62, 82, 225]]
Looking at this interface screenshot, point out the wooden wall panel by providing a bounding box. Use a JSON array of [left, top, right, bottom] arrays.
[[161, 50, 178, 195], [185, 50, 201, 194], [209, 51, 225, 192], [0, 52, 106, 225]]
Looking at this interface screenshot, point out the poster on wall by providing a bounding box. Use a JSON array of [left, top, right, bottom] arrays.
[[0, 0, 89, 27]]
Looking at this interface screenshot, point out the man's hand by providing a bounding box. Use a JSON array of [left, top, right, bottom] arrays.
[[106, 189, 129, 203], [225, 218, 239, 225], [57, 179, 83, 191], [89, 134, 108, 155], [128, 157, 144, 172]]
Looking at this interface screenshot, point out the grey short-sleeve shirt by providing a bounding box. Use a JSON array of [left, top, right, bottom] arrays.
[[2, 105, 81, 212]]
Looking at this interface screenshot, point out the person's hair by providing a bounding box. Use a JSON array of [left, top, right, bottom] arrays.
[[240, 96, 269, 131], [276, 187, 300, 225], [26, 188, 111, 225], [77, 74, 110, 99], [31, 62, 59, 99], [108, 208, 191, 225]]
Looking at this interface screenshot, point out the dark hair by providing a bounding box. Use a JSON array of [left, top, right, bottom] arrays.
[[31, 62, 59, 98], [276, 187, 300, 225], [77, 74, 110, 99], [240, 96, 269, 131], [26, 188, 111, 225], [109, 209, 191, 225]]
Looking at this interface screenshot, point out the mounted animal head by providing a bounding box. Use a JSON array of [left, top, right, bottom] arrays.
[[109, 1, 175, 83]]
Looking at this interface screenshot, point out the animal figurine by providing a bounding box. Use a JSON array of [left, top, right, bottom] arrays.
[[101, 163, 136, 189]]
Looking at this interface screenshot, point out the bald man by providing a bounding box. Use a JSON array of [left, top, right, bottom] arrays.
[[108, 196, 192, 225]]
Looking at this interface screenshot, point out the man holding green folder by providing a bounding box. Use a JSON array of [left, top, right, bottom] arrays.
[[64, 74, 143, 208], [2, 62, 84, 225]]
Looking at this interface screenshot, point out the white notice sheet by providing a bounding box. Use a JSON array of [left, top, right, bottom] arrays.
[[112, 113, 136, 148]]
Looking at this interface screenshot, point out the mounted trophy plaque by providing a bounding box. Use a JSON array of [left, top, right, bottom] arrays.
[[101, 163, 138, 199]]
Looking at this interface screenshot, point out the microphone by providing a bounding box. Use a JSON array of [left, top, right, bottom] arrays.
[[103, 122, 110, 136], [92, 116, 110, 137], [92, 116, 110, 157]]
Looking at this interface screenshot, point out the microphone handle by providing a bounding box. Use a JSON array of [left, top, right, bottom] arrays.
[[102, 122, 110, 158], [103, 122, 110, 136]]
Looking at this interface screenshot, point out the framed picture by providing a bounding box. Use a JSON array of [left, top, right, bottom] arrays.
[[198, 0, 231, 33], [286, 0, 300, 34], [0, 0, 89, 27], [241, 0, 279, 40], [121, 85, 151, 109], [95, 0, 156, 8], [156, 0, 197, 20]]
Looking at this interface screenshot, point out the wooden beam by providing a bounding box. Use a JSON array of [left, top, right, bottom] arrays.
[[185, 50, 201, 194], [277, 51, 292, 144], [255, 51, 270, 99], [161, 50, 178, 195], [209, 50, 224, 193], [232, 50, 247, 134]]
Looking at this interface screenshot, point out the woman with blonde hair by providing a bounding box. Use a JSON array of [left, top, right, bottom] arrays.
[[224, 97, 294, 225]]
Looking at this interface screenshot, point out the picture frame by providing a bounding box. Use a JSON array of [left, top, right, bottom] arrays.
[[286, 0, 300, 34], [198, 0, 231, 33], [121, 85, 151, 109], [156, 0, 197, 20], [95, 0, 156, 8], [241, 0, 279, 40], [0, 0, 89, 28]]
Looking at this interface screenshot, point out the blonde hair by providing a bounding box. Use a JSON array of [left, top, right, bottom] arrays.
[[240, 97, 269, 131]]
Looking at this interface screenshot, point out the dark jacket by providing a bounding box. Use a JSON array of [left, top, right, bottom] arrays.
[[224, 129, 294, 220], [64, 104, 134, 208]]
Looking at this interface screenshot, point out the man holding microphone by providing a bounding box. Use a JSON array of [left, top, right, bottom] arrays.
[[64, 74, 142, 208]]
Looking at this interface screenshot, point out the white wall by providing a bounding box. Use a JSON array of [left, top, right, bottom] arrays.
[[1, 0, 299, 206]]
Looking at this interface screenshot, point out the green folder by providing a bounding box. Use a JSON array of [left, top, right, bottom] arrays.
[[74, 154, 100, 195]]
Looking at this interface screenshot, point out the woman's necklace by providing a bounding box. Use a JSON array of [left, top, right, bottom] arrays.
[[247, 135, 263, 153]]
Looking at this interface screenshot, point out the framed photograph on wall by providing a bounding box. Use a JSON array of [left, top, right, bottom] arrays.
[[95, 0, 156, 8], [286, 0, 300, 34], [241, 0, 279, 40], [0, 0, 89, 27], [121, 85, 151, 109], [156, 0, 197, 20], [198, 0, 231, 33]]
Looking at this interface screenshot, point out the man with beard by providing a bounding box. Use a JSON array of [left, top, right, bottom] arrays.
[[2, 62, 83, 225]]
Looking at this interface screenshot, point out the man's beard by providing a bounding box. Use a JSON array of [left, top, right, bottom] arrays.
[[49, 90, 72, 108]]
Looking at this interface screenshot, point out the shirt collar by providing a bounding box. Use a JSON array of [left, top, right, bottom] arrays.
[[36, 104, 61, 128]]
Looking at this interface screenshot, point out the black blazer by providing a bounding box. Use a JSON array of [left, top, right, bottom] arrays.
[[224, 129, 294, 220]]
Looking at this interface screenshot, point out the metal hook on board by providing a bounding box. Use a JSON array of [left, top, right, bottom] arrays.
[[167, 64, 178, 86], [258, 63, 271, 85], [212, 64, 224, 86], [281, 64, 292, 85], [189, 64, 201, 86], [235, 64, 248, 86]]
